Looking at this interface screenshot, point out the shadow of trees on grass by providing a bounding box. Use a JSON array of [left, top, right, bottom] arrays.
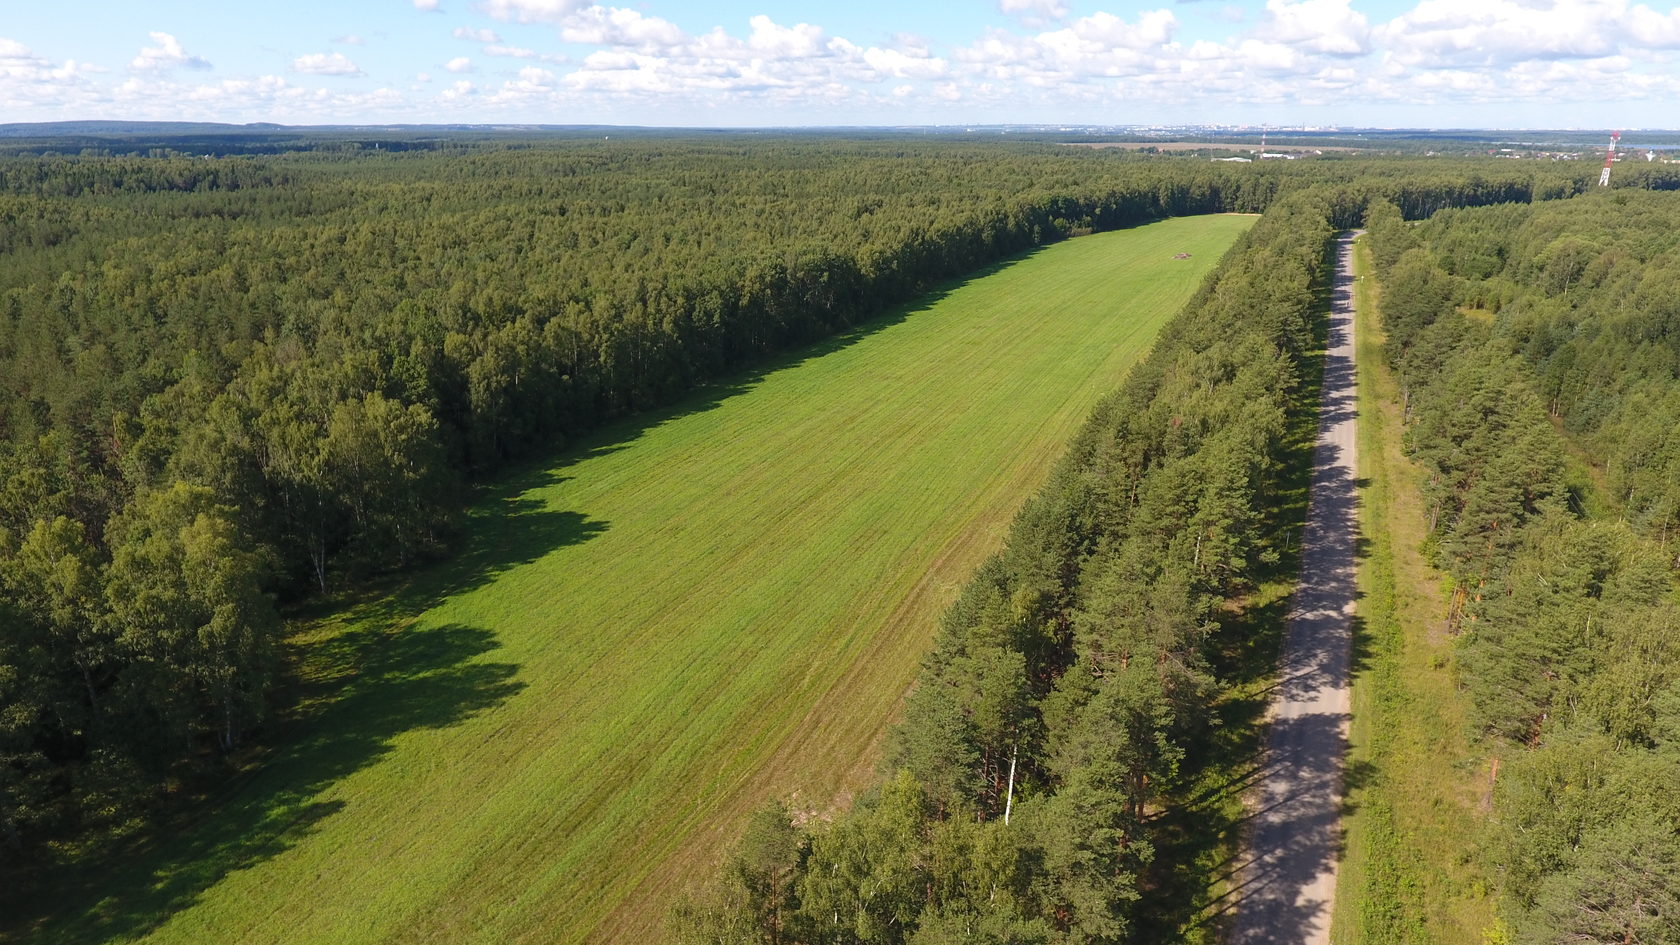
[[11, 623, 523, 944]]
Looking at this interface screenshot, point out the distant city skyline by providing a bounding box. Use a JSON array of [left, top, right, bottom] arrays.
[[3, 0, 1679, 128]]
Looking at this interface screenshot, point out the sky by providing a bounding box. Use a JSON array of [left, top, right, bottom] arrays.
[[2, 0, 1679, 128]]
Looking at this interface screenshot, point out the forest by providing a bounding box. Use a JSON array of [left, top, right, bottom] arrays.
[[0, 140, 1288, 863], [3, 135, 1679, 940], [1361, 195, 1680, 944]]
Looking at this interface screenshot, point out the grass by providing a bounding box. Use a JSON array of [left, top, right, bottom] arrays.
[[21, 215, 1255, 945], [1329, 237, 1497, 945]]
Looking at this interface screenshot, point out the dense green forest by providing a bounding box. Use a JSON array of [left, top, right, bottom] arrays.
[[4, 136, 1680, 917], [674, 191, 1335, 944], [1365, 195, 1680, 944], [0, 141, 1270, 862]]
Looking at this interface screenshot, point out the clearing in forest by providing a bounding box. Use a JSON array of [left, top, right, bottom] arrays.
[[31, 215, 1253, 945]]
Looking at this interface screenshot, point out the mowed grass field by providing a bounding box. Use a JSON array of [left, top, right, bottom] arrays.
[[34, 215, 1253, 945]]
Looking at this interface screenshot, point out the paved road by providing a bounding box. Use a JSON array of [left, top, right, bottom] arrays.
[[1232, 231, 1361, 945]]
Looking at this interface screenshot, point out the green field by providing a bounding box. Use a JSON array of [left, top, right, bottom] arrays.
[[33, 215, 1253, 945]]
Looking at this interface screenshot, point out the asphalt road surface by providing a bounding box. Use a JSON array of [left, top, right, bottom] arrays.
[[1232, 230, 1361, 945]]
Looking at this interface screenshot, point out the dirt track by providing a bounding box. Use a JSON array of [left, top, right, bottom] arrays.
[[1232, 230, 1362, 945]]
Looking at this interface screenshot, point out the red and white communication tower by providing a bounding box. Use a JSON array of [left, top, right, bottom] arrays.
[[1599, 130, 1621, 187]]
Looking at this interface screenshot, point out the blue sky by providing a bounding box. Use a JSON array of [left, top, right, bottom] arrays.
[[2, 0, 1679, 127]]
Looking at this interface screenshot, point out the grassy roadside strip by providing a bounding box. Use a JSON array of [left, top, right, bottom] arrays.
[[1330, 236, 1496, 945]]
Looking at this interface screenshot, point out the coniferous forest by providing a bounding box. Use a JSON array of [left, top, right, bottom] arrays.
[[1364, 195, 1680, 943], [2, 135, 1679, 944]]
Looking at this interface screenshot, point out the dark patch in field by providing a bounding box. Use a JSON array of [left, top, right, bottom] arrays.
[[8, 622, 523, 943]]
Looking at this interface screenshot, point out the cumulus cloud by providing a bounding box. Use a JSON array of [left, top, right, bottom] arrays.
[[0, 37, 105, 114], [481, 0, 593, 24], [444, 56, 474, 72], [2, 37, 59, 77], [87, 68, 408, 123], [1000, 0, 1071, 20], [453, 27, 502, 43], [130, 31, 211, 72], [413, 0, 441, 10], [294, 52, 363, 75], [1379, 0, 1680, 68], [486, 65, 562, 104], [560, 7, 686, 49], [1254, 0, 1370, 56], [863, 46, 947, 78], [524, 7, 950, 105], [746, 15, 828, 58], [956, 9, 1176, 85]]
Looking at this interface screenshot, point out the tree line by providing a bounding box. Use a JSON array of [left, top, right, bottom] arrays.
[[1365, 193, 1680, 944]]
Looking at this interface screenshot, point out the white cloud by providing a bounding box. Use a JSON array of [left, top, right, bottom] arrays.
[[445, 56, 474, 72], [413, 0, 441, 10], [746, 15, 828, 58], [863, 46, 948, 78], [957, 9, 1176, 85], [1, 37, 55, 77], [92, 70, 408, 123], [487, 65, 562, 104], [1000, 0, 1071, 20], [1627, 4, 1680, 45], [543, 11, 959, 105], [0, 37, 104, 115], [1377, 0, 1680, 67], [1053, 10, 1178, 51], [1254, 0, 1370, 56], [481, 0, 593, 24], [335, 34, 366, 46], [293, 52, 363, 76], [485, 44, 538, 58], [560, 7, 686, 49], [453, 27, 502, 43], [130, 31, 211, 72]]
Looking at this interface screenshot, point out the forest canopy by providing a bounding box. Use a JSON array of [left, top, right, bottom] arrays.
[[3, 137, 1678, 925], [1365, 193, 1680, 945]]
